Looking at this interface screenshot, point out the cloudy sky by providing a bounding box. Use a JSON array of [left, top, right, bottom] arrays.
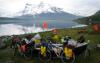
[[0, 0, 100, 17]]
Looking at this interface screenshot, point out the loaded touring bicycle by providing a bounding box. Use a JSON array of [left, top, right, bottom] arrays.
[[38, 41, 90, 63]]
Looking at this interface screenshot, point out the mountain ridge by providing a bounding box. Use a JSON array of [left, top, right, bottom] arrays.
[[75, 10, 100, 24], [0, 11, 81, 21], [0, 2, 82, 24]]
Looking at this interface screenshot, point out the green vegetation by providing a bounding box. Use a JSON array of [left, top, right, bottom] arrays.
[[0, 28, 100, 63], [75, 10, 100, 24]]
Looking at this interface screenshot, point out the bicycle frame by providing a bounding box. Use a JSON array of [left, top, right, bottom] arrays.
[[48, 43, 63, 57], [39, 43, 75, 63]]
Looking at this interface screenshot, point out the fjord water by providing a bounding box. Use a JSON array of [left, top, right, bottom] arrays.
[[0, 15, 78, 36]]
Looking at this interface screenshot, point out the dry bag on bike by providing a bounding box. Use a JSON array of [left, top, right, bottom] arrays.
[[64, 47, 73, 58]]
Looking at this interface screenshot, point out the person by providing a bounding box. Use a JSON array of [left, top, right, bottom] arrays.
[[77, 35, 85, 43]]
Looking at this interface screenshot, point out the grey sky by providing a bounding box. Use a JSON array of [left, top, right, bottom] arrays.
[[0, 0, 100, 17]]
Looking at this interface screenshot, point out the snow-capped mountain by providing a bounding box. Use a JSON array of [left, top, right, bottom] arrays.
[[21, 2, 63, 15], [0, 2, 81, 20], [13, 2, 80, 20]]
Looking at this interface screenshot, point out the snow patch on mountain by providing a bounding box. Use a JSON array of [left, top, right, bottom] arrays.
[[0, 2, 64, 18]]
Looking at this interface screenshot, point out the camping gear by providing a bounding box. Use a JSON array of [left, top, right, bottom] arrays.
[[31, 33, 41, 40], [42, 21, 48, 29], [93, 24, 99, 32], [31, 33, 41, 44], [52, 34, 60, 43], [64, 47, 73, 58], [41, 46, 46, 56]]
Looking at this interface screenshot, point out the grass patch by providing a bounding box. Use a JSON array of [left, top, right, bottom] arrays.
[[0, 28, 100, 63]]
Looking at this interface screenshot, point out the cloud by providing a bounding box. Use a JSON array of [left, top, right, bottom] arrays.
[[0, 0, 100, 17], [0, 0, 26, 17]]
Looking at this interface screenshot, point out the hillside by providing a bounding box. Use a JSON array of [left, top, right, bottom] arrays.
[[75, 10, 100, 24]]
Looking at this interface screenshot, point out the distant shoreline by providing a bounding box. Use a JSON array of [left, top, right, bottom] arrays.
[[0, 25, 87, 37]]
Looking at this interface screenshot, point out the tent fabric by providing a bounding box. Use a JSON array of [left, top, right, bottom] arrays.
[[31, 33, 41, 41], [93, 24, 99, 32], [42, 21, 48, 29], [34, 33, 41, 39]]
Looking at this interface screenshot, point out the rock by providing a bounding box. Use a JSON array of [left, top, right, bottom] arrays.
[[97, 44, 100, 48], [0, 37, 6, 49]]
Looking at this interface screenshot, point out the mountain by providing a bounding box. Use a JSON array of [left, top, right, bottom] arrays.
[[15, 3, 81, 21], [75, 10, 100, 24], [95, 10, 100, 15], [0, 2, 81, 28], [0, 11, 81, 28], [0, 8, 81, 21], [0, 2, 81, 19], [15, 11, 80, 21]]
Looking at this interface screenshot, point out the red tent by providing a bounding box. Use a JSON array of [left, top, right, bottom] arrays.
[[93, 24, 99, 32], [42, 21, 48, 29]]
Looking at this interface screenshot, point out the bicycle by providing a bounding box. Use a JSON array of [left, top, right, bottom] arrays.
[[38, 42, 75, 63], [12, 38, 35, 59]]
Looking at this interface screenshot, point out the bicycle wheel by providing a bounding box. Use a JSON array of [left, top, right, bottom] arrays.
[[61, 51, 75, 63], [38, 50, 51, 63]]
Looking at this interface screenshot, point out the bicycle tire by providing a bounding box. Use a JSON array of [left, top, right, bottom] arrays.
[[61, 51, 75, 63], [38, 50, 51, 63]]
